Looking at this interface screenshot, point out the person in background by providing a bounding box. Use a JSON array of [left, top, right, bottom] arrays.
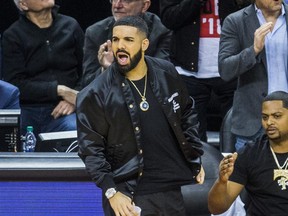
[[218, 0, 288, 150], [0, 33, 19, 109], [0, 80, 20, 109], [77, 15, 204, 216], [2, 0, 84, 140], [159, 0, 237, 142], [208, 91, 288, 216], [81, 0, 172, 87]]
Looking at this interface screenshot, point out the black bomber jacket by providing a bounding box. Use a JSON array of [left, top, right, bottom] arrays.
[[76, 56, 203, 193]]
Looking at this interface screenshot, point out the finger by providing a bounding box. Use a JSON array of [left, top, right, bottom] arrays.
[[51, 111, 60, 119], [107, 40, 112, 51], [51, 108, 59, 117], [232, 152, 238, 159]]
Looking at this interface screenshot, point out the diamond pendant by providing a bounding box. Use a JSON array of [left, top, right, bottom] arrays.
[[140, 100, 149, 111]]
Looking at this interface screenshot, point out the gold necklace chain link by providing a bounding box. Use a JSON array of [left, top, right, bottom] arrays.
[[128, 73, 147, 100], [270, 146, 288, 170]]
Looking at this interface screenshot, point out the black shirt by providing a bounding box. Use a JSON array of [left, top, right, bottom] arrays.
[[230, 135, 288, 216], [128, 73, 194, 195]]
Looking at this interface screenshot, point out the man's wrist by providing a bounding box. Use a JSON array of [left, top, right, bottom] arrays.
[[105, 188, 117, 199]]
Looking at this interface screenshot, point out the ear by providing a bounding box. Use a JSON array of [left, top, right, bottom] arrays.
[[19, 0, 29, 11], [141, 0, 151, 13], [142, 38, 149, 52]]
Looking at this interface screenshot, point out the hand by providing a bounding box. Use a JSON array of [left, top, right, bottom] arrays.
[[57, 85, 78, 105], [196, 165, 205, 184], [98, 40, 114, 70], [254, 22, 273, 55], [51, 100, 75, 119], [219, 153, 238, 183], [109, 192, 137, 216]]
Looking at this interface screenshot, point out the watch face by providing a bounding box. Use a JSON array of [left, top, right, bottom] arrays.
[[105, 188, 117, 199]]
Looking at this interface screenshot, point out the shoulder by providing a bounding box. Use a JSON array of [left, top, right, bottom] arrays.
[[145, 56, 174, 69], [237, 134, 269, 159], [3, 19, 22, 36], [55, 13, 82, 30], [143, 12, 169, 30], [86, 17, 113, 32], [143, 12, 161, 22], [145, 56, 178, 77], [228, 4, 254, 18], [78, 67, 118, 100]]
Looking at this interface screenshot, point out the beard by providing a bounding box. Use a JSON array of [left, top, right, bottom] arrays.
[[115, 49, 142, 75]]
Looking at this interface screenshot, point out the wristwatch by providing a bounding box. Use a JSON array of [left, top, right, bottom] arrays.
[[105, 188, 117, 199]]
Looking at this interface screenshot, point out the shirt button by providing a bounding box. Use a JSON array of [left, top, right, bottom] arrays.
[[139, 149, 143, 154], [191, 42, 195, 45], [129, 104, 133, 109], [139, 172, 143, 176], [122, 83, 125, 87], [182, 142, 186, 145], [193, 21, 197, 25], [135, 127, 140, 131]]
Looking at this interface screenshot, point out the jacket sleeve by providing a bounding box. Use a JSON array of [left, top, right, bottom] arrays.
[[2, 31, 59, 102], [73, 22, 85, 91], [82, 27, 103, 87], [6, 87, 20, 109], [164, 63, 203, 159], [160, 0, 203, 30], [180, 85, 204, 159], [218, 14, 258, 82], [76, 88, 116, 192]]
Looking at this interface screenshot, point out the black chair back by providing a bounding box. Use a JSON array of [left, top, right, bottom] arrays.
[[219, 108, 236, 153]]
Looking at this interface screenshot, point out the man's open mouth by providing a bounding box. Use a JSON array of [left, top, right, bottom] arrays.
[[116, 52, 129, 65]]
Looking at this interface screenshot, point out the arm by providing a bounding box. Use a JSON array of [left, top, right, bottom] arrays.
[[218, 15, 271, 81], [2, 32, 59, 102], [160, 0, 203, 29], [208, 153, 244, 214], [82, 27, 106, 87], [73, 21, 85, 91], [77, 90, 113, 190], [179, 76, 203, 158], [2, 85, 20, 109], [76, 90, 135, 215]]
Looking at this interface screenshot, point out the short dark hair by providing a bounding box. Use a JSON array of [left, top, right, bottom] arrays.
[[263, 91, 288, 109], [113, 15, 149, 38]]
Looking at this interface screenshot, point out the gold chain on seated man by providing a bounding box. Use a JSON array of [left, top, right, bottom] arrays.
[[270, 146, 288, 190]]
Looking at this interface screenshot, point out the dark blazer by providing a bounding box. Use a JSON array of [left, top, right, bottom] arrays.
[[0, 80, 20, 109], [219, 4, 288, 137]]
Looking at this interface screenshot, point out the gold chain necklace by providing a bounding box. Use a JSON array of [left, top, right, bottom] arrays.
[[128, 73, 149, 111], [270, 146, 288, 190]]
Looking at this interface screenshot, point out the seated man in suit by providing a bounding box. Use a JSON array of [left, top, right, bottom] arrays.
[[0, 80, 20, 109]]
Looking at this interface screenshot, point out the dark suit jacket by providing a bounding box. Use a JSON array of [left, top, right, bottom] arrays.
[[0, 80, 20, 109], [219, 3, 288, 137]]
